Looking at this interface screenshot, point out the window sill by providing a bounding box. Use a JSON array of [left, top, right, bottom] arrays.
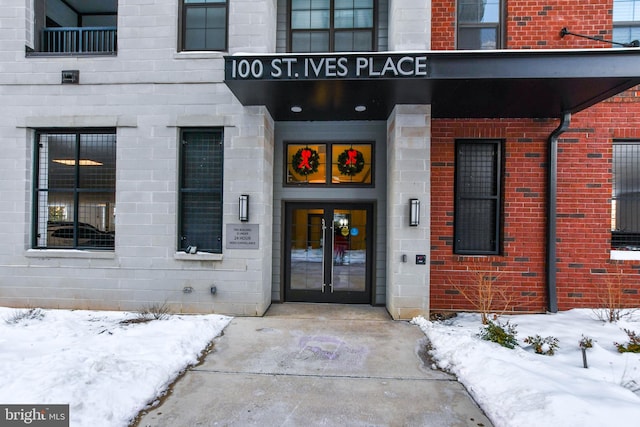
[[174, 252, 223, 261], [611, 250, 640, 261], [25, 249, 115, 259], [173, 51, 225, 60]]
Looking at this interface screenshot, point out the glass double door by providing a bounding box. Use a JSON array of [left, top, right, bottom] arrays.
[[285, 203, 373, 304]]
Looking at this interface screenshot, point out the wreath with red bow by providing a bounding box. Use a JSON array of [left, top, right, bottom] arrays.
[[337, 148, 365, 176], [291, 147, 320, 176]]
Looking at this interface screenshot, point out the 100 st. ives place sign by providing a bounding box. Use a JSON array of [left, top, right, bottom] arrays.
[[226, 54, 430, 80]]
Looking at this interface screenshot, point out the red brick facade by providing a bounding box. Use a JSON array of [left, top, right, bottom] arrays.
[[430, 1, 640, 313]]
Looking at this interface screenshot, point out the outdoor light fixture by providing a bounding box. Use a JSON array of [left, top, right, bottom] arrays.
[[291, 106, 302, 113], [239, 194, 249, 222], [355, 105, 367, 112], [409, 198, 420, 227]]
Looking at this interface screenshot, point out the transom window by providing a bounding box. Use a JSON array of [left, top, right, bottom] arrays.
[[613, 0, 640, 45], [179, 129, 224, 253], [454, 140, 503, 254], [34, 130, 116, 250], [612, 141, 640, 250], [457, 0, 502, 50], [286, 142, 373, 185], [181, 0, 228, 51], [289, 0, 375, 52]]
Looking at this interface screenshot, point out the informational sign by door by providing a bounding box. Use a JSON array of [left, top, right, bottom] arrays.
[[226, 224, 259, 249]]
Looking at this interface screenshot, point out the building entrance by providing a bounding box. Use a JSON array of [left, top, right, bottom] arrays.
[[284, 202, 373, 304]]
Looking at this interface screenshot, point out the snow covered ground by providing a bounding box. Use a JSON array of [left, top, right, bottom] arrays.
[[0, 307, 230, 427], [413, 309, 640, 427], [2, 305, 639, 427]]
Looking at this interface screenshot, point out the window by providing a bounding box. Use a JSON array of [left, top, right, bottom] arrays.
[[30, 0, 118, 54], [179, 129, 224, 253], [286, 142, 373, 185], [289, 0, 375, 52], [181, 0, 228, 51], [454, 140, 502, 254], [612, 141, 640, 250], [613, 0, 640, 45], [457, 0, 502, 50], [34, 130, 116, 249]]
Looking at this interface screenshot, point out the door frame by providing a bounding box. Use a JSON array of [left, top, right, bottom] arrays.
[[283, 201, 374, 304]]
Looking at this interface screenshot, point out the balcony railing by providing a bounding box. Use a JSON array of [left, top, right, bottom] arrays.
[[41, 27, 117, 54]]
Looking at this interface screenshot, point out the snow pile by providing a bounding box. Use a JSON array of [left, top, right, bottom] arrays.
[[0, 307, 231, 427], [413, 310, 640, 427]]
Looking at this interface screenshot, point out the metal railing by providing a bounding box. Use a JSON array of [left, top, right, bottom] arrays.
[[41, 27, 117, 54]]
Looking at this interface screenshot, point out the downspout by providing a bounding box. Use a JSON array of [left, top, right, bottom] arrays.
[[546, 112, 571, 313]]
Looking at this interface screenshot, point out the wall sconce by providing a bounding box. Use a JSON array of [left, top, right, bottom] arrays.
[[409, 198, 420, 227], [239, 195, 249, 222]]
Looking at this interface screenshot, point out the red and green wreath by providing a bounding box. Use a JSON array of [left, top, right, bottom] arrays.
[[337, 148, 365, 176], [291, 147, 320, 176]]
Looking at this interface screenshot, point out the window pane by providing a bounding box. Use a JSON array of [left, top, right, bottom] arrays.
[[613, 0, 640, 21], [186, 7, 206, 28], [331, 144, 373, 184], [291, 31, 330, 52], [185, 29, 205, 50], [457, 143, 498, 196], [310, 10, 330, 28], [456, 200, 497, 252], [458, 27, 497, 49], [335, 10, 354, 28], [292, 0, 312, 10], [46, 134, 76, 189], [78, 133, 116, 189], [287, 144, 327, 184], [335, 30, 372, 51], [291, 11, 311, 29], [458, 0, 499, 23]]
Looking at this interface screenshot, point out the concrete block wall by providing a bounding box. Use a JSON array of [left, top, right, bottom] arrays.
[[386, 105, 431, 320], [388, 0, 431, 51], [0, 0, 278, 315]]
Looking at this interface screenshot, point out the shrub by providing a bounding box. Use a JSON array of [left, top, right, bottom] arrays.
[[478, 319, 518, 349], [524, 334, 559, 356], [5, 307, 45, 325], [579, 335, 593, 350], [615, 329, 640, 353]]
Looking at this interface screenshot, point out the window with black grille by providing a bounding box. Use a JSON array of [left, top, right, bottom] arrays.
[[34, 130, 116, 250], [179, 129, 224, 253], [454, 140, 502, 254], [612, 141, 640, 250]]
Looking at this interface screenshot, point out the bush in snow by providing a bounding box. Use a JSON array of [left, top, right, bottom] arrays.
[[579, 335, 593, 350], [524, 334, 559, 356], [615, 329, 640, 353], [478, 319, 518, 349], [4, 307, 45, 325]]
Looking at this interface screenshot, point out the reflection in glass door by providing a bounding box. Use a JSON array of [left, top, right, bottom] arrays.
[[285, 203, 372, 304]]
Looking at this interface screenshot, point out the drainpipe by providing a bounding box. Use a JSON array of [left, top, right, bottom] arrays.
[[546, 112, 571, 313]]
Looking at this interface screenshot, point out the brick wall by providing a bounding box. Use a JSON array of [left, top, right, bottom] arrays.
[[430, 0, 640, 313]]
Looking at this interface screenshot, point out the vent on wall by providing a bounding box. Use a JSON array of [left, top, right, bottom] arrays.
[[61, 70, 79, 84]]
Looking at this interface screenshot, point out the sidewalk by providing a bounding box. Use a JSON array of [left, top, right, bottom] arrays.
[[135, 304, 492, 427]]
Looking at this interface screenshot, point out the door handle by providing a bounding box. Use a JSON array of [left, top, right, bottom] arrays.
[[321, 218, 327, 293]]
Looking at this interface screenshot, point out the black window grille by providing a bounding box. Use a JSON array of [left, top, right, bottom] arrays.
[[181, 0, 228, 51], [289, 0, 375, 52], [34, 130, 116, 250], [612, 141, 640, 250], [454, 140, 502, 254], [179, 129, 224, 253], [457, 0, 502, 50]]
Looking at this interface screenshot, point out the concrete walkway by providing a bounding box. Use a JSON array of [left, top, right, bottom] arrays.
[[136, 304, 492, 427]]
